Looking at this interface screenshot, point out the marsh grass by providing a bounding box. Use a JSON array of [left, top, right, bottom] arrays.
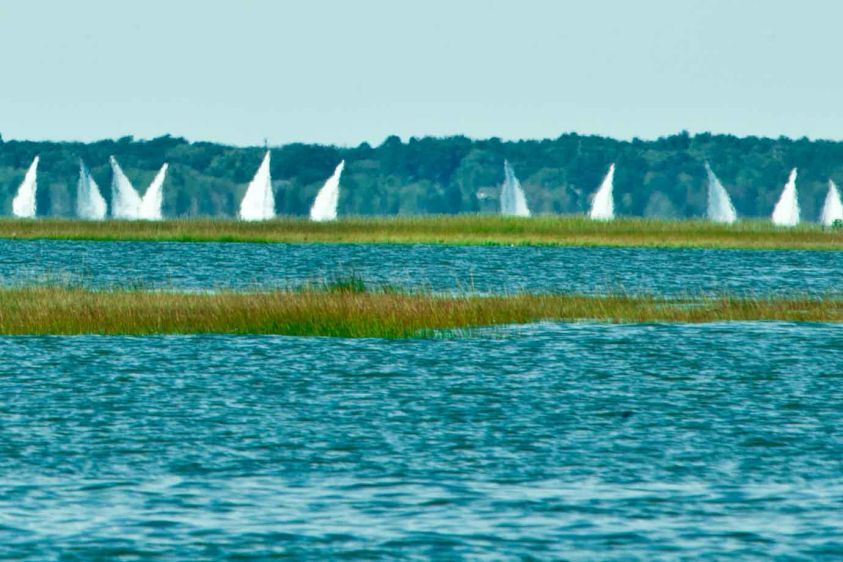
[[0, 215, 841, 250], [0, 286, 840, 337]]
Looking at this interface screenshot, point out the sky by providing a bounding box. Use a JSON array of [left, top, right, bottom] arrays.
[[1, 0, 842, 146]]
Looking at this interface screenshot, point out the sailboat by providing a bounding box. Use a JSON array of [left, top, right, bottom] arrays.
[[139, 163, 168, 220], [110, 156, 142, 219], [109, 156, 167, 220], [239, 151, 275, 221], [820, 180, 843, 227], [77, 159, 107, 220], [500, 160, 530, 217], [589, 163, 615, 220], [704, 162, 737, 224], [310, 160, 345, 222], [12, 156, 39, 218], [771, 168, 800, 226]]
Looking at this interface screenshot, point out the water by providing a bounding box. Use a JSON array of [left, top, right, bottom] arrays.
[[1, 240, 841, 558], [1, 239, 840, 295], [705, 162, 737, 224], [239, 151, 275, 221], [12, 155, 39, 218], [589, 163, 615, 220], [821, 180, 843, 227], [772, 168, 800, 226], [500, 161, 530, 217], [1, 323, 842, 559], [76, 159, 107, 220], [310, 160, 344, 222]]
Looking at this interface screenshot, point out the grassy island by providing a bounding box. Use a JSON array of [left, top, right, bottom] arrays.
[[0, 216, 841, 250], [0, 286, 839, 337]]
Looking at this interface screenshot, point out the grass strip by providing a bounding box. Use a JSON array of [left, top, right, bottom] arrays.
[[0, 216, 841, 250], [0, 287, 839, 337]]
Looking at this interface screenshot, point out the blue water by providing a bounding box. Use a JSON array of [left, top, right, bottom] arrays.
[[1, 240, 842, 558], [1, 239, 841, 295], [2, 323, 843, 560]]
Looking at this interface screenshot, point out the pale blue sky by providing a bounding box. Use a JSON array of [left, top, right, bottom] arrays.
[[1, 0, 841, 146]]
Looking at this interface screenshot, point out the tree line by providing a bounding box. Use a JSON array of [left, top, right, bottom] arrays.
[[1, 131, 842, 220]]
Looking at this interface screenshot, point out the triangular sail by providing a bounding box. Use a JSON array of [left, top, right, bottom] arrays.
[[77, 159, 107, 220], [310, 160, 344, 222], [500, 160, 530, 217], [771, 168, 800, 226], [12, 156, 39, 218], [110, 156, 143, 219], [820, 180, 843, 226], [239, 151, 275, 221], [704, 162, 737, 224], [589, 163, 615, 220], [139, 163, 168, 220]]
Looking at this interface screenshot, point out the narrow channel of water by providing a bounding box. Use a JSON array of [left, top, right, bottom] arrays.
[[0, 240, 840, 295]]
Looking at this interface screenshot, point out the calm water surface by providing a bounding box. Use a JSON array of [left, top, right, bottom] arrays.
[[0, 239, 841, 295], [2, 323, 843, 560]]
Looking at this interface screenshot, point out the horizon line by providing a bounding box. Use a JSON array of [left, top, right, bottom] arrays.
[[3, 129, 843, 150]]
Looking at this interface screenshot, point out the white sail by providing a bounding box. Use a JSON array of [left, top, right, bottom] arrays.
[[139, 163, 168, 220], [239, 151, 275, 221], [500, 160, 530, 217], [12, 156, 39, 218], [589, 163, 615, 220], [771, 168, 800, 226], [110, 156, 143, 219], [820, 179, 843, 227], [76, 159, 107, 220], [310, 160, 344, 222], [704, 162, 737, 224]]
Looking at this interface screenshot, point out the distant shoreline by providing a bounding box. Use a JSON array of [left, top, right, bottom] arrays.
[[0, 216, 841, 251]]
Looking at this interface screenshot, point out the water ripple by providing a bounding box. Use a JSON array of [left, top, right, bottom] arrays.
[[0, 323, 841, 558]]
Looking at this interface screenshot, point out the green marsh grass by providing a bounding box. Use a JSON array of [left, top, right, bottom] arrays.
[[0, 286, 840, 337], [0, 215, 841, 250]]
